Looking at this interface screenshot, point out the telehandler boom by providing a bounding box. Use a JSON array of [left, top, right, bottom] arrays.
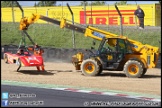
[[19, 13, 160, 78]]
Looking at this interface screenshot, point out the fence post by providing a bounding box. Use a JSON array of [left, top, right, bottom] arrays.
[[46, 9, 50, 24], [12, 1, 15, 23], [115, 4, 123, 36], [15, 1, 24, 18], [67, 3, 75, 48], [84, 1, 86, 25], [107, 4, 109, 31]]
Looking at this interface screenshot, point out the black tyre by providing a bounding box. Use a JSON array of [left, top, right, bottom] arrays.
[[93, 58, 103, 75], [81, 59, 100, 76], [141, 68, 147, 76], [98, 66, 103, 75], [123, 60, 143, 78], [4, 54, 8, 63]]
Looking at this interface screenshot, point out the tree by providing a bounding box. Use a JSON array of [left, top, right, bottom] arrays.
[[89, 1, 106, 6], [115, 1, 127, 5], [34, 2, 37, 7], [79, 1, 88, 6], [159, 1, 161, 6], [35, 1, 56, 7], [79, 1, 105, 6], [1, 1, 19, 7]]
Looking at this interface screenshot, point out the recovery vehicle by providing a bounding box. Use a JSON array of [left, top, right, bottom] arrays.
[[19, 13, 160, 78]]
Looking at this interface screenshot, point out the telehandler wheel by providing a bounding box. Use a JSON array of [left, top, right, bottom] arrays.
[[123, 60, 143, 78], [81, 59, 100, 76], [98, 66, 103, 75], [4, 54, 8, 63], [141, 68, 147, 76]]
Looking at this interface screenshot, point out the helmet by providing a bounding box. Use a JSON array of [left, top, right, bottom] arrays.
[[17, 49, 24, 54], [34, 43, 39, 48], [17, 50, 21, 54], [20, 49, 24, 53], [108, 39, 117, 47]]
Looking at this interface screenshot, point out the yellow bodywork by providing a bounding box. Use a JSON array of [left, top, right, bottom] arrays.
[[19, 14, 40, 30], [82, 26, 159, 69], [19, 13, 65, 30], [107, 55, 113, 61], [71, 52, 84, 70]]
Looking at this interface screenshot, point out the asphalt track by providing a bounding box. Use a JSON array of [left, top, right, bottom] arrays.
[[1, 85, 161, 107]]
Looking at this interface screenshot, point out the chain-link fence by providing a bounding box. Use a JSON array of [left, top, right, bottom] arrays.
[[1, 2, 161, 51], [1, 22, 161, 50]]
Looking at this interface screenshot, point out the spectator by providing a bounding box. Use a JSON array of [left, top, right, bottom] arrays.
[[134, 5, 145, 29]]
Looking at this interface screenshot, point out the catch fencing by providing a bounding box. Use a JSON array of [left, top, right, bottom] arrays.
[[1, 3, 161, 26], [1, 2, 161, 49]]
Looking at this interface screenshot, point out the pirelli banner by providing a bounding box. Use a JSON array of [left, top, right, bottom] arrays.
[[1, 4, 161, 26]]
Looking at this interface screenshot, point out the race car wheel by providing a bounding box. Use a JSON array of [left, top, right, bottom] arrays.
[[4, 54, 8, 63], [17, 58, 21, 72]]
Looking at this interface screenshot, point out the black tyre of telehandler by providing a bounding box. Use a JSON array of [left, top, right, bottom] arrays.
[[98, 66, 103, 75], [123, 60, 143, 78], [94, 59, 103, 75], [141, 68, 147, 76], [81, 59, 100, 76]]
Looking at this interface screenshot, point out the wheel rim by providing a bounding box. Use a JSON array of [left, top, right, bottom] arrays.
[[128, 64, 139, 75], [84, 62, 95, 73]]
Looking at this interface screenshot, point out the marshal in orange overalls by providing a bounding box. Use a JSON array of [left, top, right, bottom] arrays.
[[28, 44, 45, 71]]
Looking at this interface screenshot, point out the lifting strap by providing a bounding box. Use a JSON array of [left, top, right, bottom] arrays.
[[18, 31, 26, 50]]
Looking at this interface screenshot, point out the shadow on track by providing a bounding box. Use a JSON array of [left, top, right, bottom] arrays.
[[99, 72, 161, 78], [14, 69, 74, 75], [14, 70, 54, 75]]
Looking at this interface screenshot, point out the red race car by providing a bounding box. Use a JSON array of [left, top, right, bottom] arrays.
[[3, 47, 44, 72]]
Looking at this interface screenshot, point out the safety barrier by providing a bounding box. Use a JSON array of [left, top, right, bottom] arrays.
[[1, 45, 97, 63], [1, 45, 161, 69]]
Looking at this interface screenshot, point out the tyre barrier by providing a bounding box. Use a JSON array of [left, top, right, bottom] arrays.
[[43, 47, 97, 63], [1, 45, 18, 59], [1, 45, 161, 68], [1, 45, 96, 63]]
